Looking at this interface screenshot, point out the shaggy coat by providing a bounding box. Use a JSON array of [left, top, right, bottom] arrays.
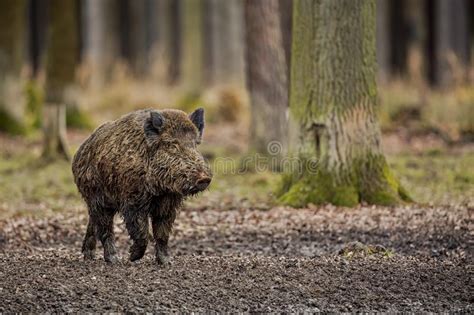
[[72, 108, 211, 264]]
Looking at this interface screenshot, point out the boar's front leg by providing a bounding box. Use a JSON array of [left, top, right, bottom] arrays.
[[124, 209, 149, 262], [151, 212, 176, 265], [151, 197, 179, 265]]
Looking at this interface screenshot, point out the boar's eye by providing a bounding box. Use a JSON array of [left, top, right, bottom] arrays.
[[189, 108, 205, 138], [144, 111, 165, 138]]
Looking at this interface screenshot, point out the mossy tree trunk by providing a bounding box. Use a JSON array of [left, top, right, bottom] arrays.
[[244, 0, 288, 157], [278, 0, 411, 208], [43, 0, 78, 160], [0, 0, 27, 134]]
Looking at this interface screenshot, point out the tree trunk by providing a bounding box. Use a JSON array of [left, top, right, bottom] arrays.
[[148, 0, 172, 83], [82, 0, 119, 87], [204, 0, 245, 87], [279, 0, 292, 83], [0, 0, 27, 134], [434, 0, 470, 87], [278, 0, 410, 208], [168, 0, 181, 84], [43, 0, 79, 160], [180, 0, 203, 93], [118, 0, 147, 76], [244, 0, 288, 157], [128, 0, 148, 76], [405, 0, 427, 83], [389, 0, 408, 76], [28, 0, 48, 78]]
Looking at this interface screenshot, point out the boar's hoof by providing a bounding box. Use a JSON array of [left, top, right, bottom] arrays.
[[156, 252, 171, 266], [130, 240, 148, 262], [83, 250, 95, 260], [105, 254, 120, 264]]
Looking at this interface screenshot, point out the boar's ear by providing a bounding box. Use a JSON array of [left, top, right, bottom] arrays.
[[144, 111, 165, 138], [189, 108, 204, 138]]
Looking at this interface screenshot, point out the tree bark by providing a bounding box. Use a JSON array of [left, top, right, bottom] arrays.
[[204, 0, 245, 87], [0, 0, 27, 134], [244, 0, 288, 157], [278, 0, 410, 207], [43, 0, 79, 160]]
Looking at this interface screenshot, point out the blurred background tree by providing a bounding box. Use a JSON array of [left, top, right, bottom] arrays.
[[42, 0, 78, 160], [244, 0, 288, 158], [0, 0, 27, 135]]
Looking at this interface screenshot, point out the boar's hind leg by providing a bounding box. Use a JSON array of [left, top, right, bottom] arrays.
[[124, 210, 149, 262], [93, 209, 119, 264], [82, 219, 96, 260], [151, 211, 177, 265]]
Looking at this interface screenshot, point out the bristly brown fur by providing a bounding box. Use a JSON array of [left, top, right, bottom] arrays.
[[72, 108, 212, 264]]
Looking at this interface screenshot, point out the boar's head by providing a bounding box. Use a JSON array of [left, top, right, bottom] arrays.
[[144, 108, 212, 196]]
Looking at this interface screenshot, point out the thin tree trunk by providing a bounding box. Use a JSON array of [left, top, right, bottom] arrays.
[[82, 0, 119, 87], [203, 0, 244, 87], [279, 0, 292, 84], [129, 0, 148, 76], [0, 0, 27, 134], [405, 0, 427, 82], [434, 0, 470, 87], [43, 0, 78, 160], [118, 0, 147, 76], [180, 0, 203, 92], [28, 0, 47, 78], [244, 0, 288, 157], [168, 0, 181, 84], [389, 0, 408, 76], [149, 0, 172, 83], [278, 0, 410, 207]]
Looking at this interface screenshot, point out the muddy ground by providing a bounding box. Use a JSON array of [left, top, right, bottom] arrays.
[[0, 203, 471, 312]]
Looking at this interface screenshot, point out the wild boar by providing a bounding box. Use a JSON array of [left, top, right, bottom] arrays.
[[72, 108, 212, 264]]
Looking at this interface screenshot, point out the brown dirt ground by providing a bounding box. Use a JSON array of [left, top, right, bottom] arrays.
[[0, 204, 471, 312]]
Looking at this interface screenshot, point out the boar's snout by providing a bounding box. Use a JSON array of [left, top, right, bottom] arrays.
[[187, 173, 212, 195], [196, 176, 211, 191]]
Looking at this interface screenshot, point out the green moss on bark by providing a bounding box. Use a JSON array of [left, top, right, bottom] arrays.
[[278, 171, 360, 207], [278, 154, 411, 208]]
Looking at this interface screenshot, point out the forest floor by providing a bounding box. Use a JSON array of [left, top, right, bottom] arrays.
[[0, 130, 472, 312]]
